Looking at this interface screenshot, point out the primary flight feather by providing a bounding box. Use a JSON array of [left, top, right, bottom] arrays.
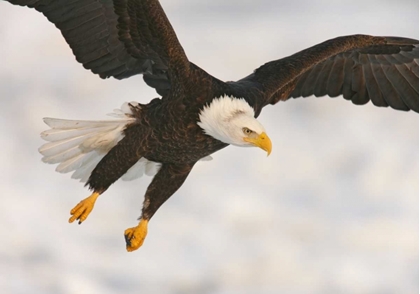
[[4, 0, 418, 252]]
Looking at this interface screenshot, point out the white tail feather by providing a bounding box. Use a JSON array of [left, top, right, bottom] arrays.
[[39, 102, 161, 183], [42, 145, 82, 164], [199, 155, 213, 161], [56, 153, 89, 174], [145, 160, 161, 176], [71, 153, 103, 182], [41, 125, 115, 142], [121, 158, 147, 181]]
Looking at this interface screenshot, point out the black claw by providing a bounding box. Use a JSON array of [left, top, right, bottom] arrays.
[[124, 234, 132, 246]]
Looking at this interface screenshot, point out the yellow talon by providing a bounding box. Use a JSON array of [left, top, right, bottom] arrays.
[[69, 192, 100, 224], [124, 219, 148, 252]]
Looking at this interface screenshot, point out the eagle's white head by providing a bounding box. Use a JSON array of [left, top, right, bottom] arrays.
[[198, 95, 272, 155]]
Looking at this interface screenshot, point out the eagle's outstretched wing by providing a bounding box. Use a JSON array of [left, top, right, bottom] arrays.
[[240, 35, 419, 112], [5, 0, 190, 96]]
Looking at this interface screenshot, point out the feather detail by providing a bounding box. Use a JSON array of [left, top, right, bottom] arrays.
[[121, 157, 161, 181], [121, 158, 147, 181], [145, 160, 161, 176], [199, 155, 213, 161], [39, 102, 159, 183]]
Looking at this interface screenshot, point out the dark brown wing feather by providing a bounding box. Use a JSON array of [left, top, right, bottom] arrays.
[[240, 35, 419, 112], [5, 0, 189, 96], [114, 0, 190, 96]]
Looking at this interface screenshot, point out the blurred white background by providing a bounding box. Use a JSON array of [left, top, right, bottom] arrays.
[[0, 1, 418, 294]]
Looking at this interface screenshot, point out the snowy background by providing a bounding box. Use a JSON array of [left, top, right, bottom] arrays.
[[0, 1, 418, 293]]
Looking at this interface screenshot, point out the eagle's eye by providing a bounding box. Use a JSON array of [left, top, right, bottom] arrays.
[[242, 127, 253, 135]]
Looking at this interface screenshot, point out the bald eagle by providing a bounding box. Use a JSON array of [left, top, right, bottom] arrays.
[[4, 0, 418, 252]]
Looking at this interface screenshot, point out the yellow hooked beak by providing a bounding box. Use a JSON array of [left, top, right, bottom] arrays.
[[244, 132, 272, 156]]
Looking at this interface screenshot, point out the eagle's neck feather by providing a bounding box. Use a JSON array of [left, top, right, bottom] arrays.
[[197, 95, 255, 144]]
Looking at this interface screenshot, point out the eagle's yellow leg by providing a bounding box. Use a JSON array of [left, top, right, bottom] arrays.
[[69, 192, 100, 224], [124, 219, 148, 252]]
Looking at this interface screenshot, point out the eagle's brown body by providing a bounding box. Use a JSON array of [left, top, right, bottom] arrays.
[[4, 0, 418, 251]]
